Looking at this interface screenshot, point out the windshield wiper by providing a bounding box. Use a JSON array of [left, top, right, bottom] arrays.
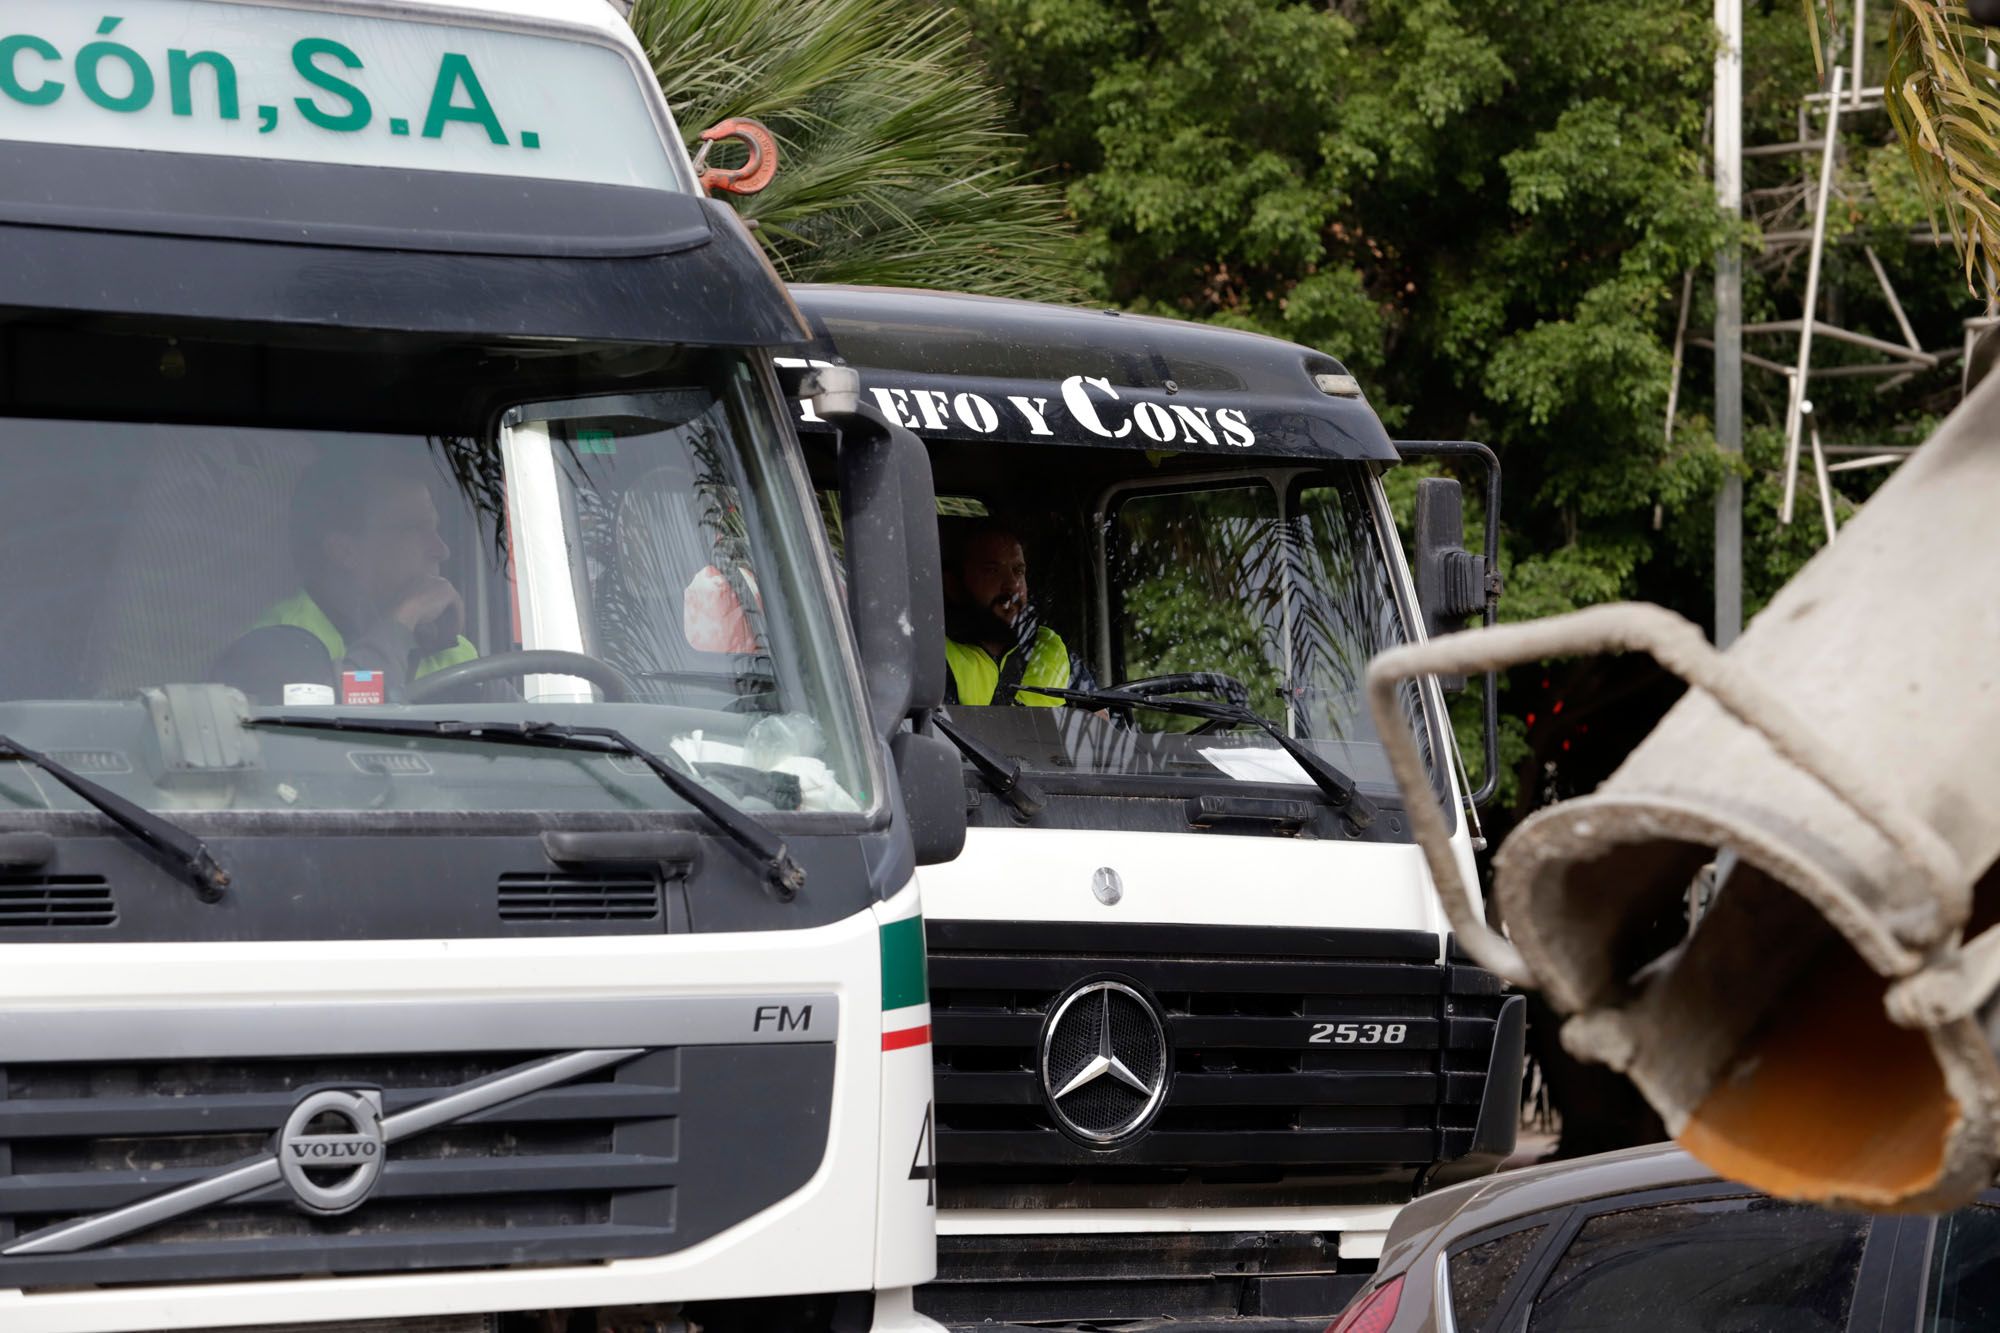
[[932, 713, 1047, 819], [999, 685, 1377, 832], [244, 716, 805, 899], [0, 733, 228, 902]]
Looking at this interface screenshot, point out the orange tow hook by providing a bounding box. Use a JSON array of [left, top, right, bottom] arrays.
[[695, 118, 779, 196]]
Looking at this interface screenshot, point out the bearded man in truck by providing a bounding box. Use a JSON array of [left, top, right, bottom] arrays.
[[940, 516, 1088, 708]]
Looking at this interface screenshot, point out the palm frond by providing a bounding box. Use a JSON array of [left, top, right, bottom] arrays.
[[631, 0, 1082, 300], [1887, 0, 2000, 298]]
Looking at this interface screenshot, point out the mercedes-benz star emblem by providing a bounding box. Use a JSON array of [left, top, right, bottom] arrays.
[[276, 1088, 386, 1215], [1039, 979, 1169, 1145]]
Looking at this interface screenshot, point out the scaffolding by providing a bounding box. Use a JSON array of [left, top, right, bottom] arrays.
[[1681, 2, 1976, 546]]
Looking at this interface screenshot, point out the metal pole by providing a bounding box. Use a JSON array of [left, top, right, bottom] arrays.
[[1851, 0, 1867, 109], [1864, 245, 1924, 352], [1782, 63, 1847, 524], [1715, 0, 1744, 647], [1810, 424, 1840, 542]]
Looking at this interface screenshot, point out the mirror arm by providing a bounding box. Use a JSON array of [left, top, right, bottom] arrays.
[[822, 397, 915, 738]]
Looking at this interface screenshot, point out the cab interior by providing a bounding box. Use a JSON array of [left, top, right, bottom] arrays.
[[0, 315, 782, 712], [803, 429, 1437, 804]]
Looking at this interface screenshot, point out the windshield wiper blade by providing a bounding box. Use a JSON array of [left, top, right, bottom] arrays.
[[245, 715, 806, 899], [1001, 685, 1377, 832], [932, 713, 1046, 819], [0, 733, 228, 902]]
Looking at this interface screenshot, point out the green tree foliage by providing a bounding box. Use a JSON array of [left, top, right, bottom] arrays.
[[959, 0, 1977, 820], [962, 0, 1730, 591], [631, 0, 1079, 297]]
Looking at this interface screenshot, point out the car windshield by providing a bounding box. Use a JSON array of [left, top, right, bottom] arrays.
[[936, 465, 1436, 795], [0, 355, 871, 818]]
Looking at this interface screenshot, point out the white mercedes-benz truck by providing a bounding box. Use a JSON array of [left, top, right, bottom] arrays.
[[787, 285, 1524, 1330], [0, 6, 961, 1331]]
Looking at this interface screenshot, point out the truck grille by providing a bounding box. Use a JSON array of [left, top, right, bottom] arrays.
[[0, 1039, 833, 1290], [927, 921, 1504, 1203]]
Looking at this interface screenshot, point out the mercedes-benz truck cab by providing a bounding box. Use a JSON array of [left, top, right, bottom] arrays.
[[786, 285, 1524, 1330], [0, 6, 958, 1331]]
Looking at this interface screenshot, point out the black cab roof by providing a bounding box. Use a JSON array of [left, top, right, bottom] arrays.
[[788, 284, 1396, 462], [0, 141, 805, 348]]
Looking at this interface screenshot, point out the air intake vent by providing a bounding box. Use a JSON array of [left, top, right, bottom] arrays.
[[0, 876, 115, 928], [348, 750, 433, 776], [498, 872, 662, 922], [47, 749, 130, 774]]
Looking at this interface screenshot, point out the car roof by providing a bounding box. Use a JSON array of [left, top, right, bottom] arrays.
[[1377, 1143, 1720, 1276], [787, 284, 1398, 462]]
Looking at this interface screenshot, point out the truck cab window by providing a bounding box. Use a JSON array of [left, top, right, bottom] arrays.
[[0, 361, 868, 818], [1110, 481, 1288, 723], [1082, 466, 1435, 792]]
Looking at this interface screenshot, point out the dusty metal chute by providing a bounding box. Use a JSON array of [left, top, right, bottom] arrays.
[[1366, 371, 2000, 1211]]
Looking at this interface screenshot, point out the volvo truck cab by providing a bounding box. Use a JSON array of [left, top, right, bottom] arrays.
[[786, 286, 1523, 1330], [0, 6, 955, 1331]]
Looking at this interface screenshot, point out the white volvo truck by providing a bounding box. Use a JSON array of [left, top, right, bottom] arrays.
[[786, 286, 1523, 1330], [0, 6, 962, 1331]]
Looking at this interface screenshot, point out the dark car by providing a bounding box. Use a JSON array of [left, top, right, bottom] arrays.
[[1328, 1142, 2000, 1332]]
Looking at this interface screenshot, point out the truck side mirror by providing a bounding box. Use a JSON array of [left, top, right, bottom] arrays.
[[1412, 477, 1488, 692], [891, 730, 968, 865], [808, 368, 964, 864], [1398, 441, 1504, 808]]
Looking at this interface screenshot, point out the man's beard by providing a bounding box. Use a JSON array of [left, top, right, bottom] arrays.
[[947, 596, 1034, 653]]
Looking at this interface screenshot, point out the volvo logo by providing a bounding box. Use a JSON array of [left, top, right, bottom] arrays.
[[276, 1088, 386, 1215], [1039, 979, 1169, 1146]]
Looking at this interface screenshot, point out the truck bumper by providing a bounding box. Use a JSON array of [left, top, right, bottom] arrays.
[[918, 1208, 1397, 1330]]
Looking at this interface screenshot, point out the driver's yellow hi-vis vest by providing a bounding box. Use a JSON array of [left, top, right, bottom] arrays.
[[254, 590, 478, 679], [945, 628, 1069, 707]]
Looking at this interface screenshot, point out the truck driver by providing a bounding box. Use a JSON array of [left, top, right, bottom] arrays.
[[940, 516, 1088, 708], [215, 451, 477, 706]]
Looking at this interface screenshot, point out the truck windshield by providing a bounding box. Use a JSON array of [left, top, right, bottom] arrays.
[[939, 465, 1436, 796], [0, 356, 870, 819]]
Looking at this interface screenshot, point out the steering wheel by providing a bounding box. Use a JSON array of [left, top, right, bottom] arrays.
[[405, 650, 636, 704], [1113, 672, 1254, 736]]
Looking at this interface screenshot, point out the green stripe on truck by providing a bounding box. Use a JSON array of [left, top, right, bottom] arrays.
[[880, 914, 928, 1012]]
